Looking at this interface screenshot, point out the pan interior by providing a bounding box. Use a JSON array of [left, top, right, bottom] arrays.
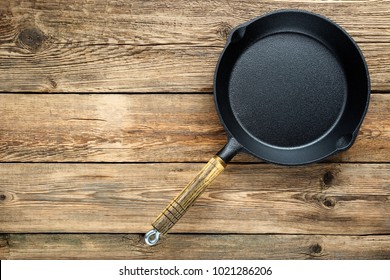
[[229, 32, 347, 148]]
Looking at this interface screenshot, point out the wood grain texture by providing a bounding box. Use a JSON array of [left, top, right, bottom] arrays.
[[0, 163, 389, 234], [0, 94, 388, 163], [0, 1, 389, 92], [0, 234, 389, 260], [0, 0, 389, 260]]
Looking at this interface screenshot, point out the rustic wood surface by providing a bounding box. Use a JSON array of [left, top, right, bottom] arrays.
[[0, 94, 389, 163], [0, 0, 389, 259], [0, 163, 389, 234], [1, 234, 389, 260], [0, 0, 389, 92]]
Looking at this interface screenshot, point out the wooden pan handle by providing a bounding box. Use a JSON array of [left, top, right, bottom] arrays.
[[145, 155, 226, 245]]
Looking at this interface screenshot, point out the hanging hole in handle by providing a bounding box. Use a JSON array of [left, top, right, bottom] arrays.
[[144, 229, 161, 246]]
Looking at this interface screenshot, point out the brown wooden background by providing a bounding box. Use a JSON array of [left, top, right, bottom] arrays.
[[0, 0, 389, 259]]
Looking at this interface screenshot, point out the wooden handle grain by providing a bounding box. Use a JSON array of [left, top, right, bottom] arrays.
[[152, 155, 226, 234]]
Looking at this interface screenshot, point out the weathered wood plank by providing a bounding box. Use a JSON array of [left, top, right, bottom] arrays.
[[0, 163, 389, 234], [0, 234, 10, 259], [0, 94, 388, 162], [4, 0, 390, 44], [1, 234, 389, 260], [0, 1, 389, 92]]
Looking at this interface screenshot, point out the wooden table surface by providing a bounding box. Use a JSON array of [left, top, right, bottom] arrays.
[[0, 0, 389, 259]]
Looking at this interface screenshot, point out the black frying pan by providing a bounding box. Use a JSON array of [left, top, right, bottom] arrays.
[[145, 10, 370, 245]]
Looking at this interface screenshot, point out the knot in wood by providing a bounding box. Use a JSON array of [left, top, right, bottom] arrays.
[[48, 78, 57, 89], [321, 170, 335, 189], [0, 192, 14, 203], [17, 27, 47, 52], [218, 22, 233, 40], [322, 197, 336, 209], [310, 243, 322, 254]]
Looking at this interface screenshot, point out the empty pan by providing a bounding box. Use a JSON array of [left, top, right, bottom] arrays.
[[145, 10, 370, 245]]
